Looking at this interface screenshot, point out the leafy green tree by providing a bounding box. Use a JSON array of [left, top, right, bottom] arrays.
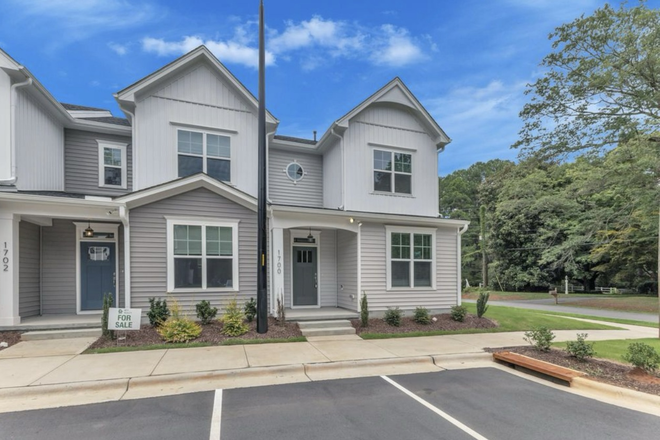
[[515, 1, 660, 161]]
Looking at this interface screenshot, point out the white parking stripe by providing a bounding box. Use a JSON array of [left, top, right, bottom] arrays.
[[381, 376, 489, 440], [209, 389, 223, 440]]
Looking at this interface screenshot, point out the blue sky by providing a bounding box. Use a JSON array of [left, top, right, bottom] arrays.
[[0, 0, 654, 175]]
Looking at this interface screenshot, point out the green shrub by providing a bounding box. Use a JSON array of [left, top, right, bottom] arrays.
[[195, 300, 218, 325], [623, 342, 660, 373], [450, 305, 468, 322], [413, 307, 431, 325], [360, 293, 369, 327], [244, 298, 257, 323], [384, 307, 402, 327], [157, 318, 202, 343], [476, 291, 490, 318], [221, 299, 249, 336], [565, 333, 595, 361], [523, 326, 555, 352], [101, 292, 114, 339], [147, 297, 170, 327]]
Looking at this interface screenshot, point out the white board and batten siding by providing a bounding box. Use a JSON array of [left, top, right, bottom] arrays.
[[129, 187, 257, 314], [322, 139, 342, 209], [19, 220, 40, 318], [15, 89, 64, 191], [342, 103, 439, 217], [269, 149, 323, 207], [360, 222, 458, 312], [64, 129, 133, 196], [133, 62, 259, 195]]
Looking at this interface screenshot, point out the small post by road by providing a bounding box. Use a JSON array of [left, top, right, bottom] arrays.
[[565, 275, 569, 295]]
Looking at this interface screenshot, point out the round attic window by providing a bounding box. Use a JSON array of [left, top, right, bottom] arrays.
[[286, 162, 304, 182]]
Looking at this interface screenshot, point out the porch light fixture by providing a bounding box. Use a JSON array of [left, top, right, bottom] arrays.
[[83, 221, 95, 238], [349, 217, 354, 223]]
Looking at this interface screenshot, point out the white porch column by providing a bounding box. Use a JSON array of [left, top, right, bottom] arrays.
[[0, 211, 20, 325], [271, 227, 284, 315]]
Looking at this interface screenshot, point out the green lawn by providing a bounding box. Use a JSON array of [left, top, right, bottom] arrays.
[[462, 290, 594, 301], [359, 303, 621, 339], [84, 336, 307, 354], [553, 338, 660, 364]]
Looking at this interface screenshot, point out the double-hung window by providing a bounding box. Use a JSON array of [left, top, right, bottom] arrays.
[[97, 141, 127, 189], [177, 129, 231, 182], [373, 149, 412, 194], [167, 219, 239, 292], [386, 227, 435, 289]]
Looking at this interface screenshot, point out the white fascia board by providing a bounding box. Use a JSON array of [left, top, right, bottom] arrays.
[[67, 118, 131, 135], [67, 110, 113, 118], [271, 204, 469, 228], [116, 174, 257, 211], [0, 192, 122, 209]]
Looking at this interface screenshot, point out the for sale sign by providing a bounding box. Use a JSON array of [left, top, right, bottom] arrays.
[[108, 308, 141, 330]]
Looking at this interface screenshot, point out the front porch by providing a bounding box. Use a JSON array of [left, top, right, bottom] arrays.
[[0, 313, 100, 331], [286, 307, 359, 322]]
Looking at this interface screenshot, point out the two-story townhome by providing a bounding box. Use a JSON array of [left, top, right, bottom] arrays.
[[0, 46, 468, 328]]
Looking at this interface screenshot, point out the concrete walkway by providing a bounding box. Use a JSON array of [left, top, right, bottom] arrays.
[[464, 298, 659, 323], [0, 318, 656, 413]]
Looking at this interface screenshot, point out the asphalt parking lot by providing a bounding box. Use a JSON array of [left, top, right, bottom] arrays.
[[1, 367, 658, 440]]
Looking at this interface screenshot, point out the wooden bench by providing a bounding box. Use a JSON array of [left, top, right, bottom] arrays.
[[493, 351, 585, 383]]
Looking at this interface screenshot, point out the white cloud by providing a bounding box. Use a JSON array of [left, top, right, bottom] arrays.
[[108, 42, 128, 56], [372, 25, 426, 67], [141, 15, 426, 70], [142, 36, 275, 69], [5, 0, 162, 45]]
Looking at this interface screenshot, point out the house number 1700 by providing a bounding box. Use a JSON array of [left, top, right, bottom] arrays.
[[3, 242, 8, 272]]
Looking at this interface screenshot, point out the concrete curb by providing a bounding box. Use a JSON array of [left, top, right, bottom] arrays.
[[571, 376, 660, 414], [432, 352, 493, 367], [304, 356, 440, 380], [0, 379, 129, 413]]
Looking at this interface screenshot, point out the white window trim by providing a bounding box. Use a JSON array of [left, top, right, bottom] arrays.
[[372, 148, 413, 196], [385, 225, 436, 291], [166, 217, 240, 293], [97, 140, 127, 189], [175, 127, 233, 183]]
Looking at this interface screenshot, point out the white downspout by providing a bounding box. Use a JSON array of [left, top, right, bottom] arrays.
[[118, 104, 136, 190], [0, 74, 33, 186], [457, 224, 468, 305], [119, 205, 131, 308]]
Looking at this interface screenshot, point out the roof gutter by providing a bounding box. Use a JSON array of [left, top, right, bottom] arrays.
[[329, 123, 344, 209], [0, 70, 32, 186]]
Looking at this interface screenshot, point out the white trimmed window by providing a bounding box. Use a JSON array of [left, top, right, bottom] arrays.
[[97, 140, 127, 189], [166, 219, 239, 292], [177, 129, 231, 182], [386, 226, 435, 289], [373, 149, 412, 194]]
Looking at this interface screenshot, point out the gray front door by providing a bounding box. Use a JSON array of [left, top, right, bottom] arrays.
[[80, 242, 116, 311], [292, 246, 318, 306]]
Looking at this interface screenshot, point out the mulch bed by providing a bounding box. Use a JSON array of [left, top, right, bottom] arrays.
[[352, 313, 498, 335], [486, 346, 660, 396], [87, 317, 302, 350], [0, 331, 23, 351]]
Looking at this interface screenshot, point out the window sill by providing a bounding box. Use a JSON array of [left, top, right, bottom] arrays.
[[370, 191, 415, 198], [99, 184, 127, 190], [169, 287, 239, 294], [386, 286, 436, 292]]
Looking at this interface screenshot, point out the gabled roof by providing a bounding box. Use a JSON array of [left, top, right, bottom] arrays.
[[114, 45, 278, 126], [317, 77, 451, 150], [115, 173, 257, 211]]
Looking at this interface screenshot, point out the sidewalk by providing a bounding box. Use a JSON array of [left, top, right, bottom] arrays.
[[0, 321, 656, 413]]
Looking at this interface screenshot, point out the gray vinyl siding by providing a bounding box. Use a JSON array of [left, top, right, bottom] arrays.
[[337, 230, 358, 311], [19, 221, 41, 317], [320, 230, 337, 307], [15, 89, 64, 191], [269, 149, 323, 207], [64, 129, 133, 196], [42, 219, 76, 314], [129, 187, 257, 314], [360, 222, 459, 313]]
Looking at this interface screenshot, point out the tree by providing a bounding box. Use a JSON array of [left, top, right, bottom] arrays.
[[515, 1, 660, 161]]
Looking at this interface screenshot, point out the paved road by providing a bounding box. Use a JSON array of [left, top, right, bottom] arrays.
[[1, 368, 658, 440], [464, 298, 658, 323]]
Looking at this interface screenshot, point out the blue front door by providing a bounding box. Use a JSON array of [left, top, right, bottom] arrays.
[[80, 242, 116, 311]]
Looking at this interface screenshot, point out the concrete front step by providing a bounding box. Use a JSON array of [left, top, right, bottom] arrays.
[[299, 322, 356, 337], [21, 328, 102, 341], [298, 320, 353, 330]]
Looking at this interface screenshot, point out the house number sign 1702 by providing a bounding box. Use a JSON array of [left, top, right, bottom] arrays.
[[3, 242, 9, 272]]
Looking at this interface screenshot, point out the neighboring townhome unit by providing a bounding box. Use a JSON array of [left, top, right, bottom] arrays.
[[0, 46, 468, 328]]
